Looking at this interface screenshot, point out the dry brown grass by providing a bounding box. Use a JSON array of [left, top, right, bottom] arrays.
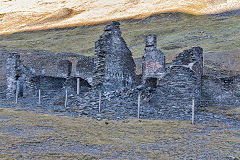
[[203, 106, 240, 121], [27, 8, 81, 27], [0, 108, 239, 159]]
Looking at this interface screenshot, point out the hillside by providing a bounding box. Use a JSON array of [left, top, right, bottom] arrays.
[[0, 12, 240, 73], [0, 5, 240, 159], [0, 0, 240, 35]]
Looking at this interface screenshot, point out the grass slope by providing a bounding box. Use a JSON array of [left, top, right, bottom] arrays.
[[0, 13, 239, 59], [0, 108, 239, 159]]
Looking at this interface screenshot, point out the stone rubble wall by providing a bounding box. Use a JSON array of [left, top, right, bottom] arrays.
[[6, 52, 20, 99], [0, 50, 93, 99], [172, 47, 203, 77], [93, 21, 136, 91], [20, 51, 94, 85], [170, 47, 203, 106], [153, 66, 200, 115], [0, 50, 8, 98], [93, 40, 106, 89], [19, 51, 94, 97], [202, 74, 240, 107], [143, 46, 204, 118]]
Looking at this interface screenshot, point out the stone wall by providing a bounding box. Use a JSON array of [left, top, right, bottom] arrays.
[[0, 50, 8, 98], [20, 51, 94, 85], [0, 50, 94, 98], [151, 47, 203, 118], [6, 52, 21, 99], [152, 67, 200, 118], [170, 47, 203, 106], [93, 21, 136, 91], [202, 73, 240, 107], [172, 47, 203, 77], [20, 52, 94, 97]]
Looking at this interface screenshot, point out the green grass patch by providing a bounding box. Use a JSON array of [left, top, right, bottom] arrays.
[[0, 13, 239, 59]]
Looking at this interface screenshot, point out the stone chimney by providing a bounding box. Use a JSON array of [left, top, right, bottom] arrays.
[[146, 34, 157, 48], [142, 35, 165, 84]]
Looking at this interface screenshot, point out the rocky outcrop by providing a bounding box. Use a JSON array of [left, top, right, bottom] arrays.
[[93, 21, 136, 91]]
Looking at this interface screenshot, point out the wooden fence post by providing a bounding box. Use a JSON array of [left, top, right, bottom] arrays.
[[192, 98, 195, 125], [38, 89, 41, 105], [228, 57, 231, 76], [65, 88, 68, 108], [99, 91, 101, 113], [15, 81, 18, 104], [77, 78, 80, 95], [138, 92, 141, 119]]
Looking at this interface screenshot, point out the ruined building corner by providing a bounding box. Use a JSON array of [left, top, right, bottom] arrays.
[[93, 21, 136, 91]]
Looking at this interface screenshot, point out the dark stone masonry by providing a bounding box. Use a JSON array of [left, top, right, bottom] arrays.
[[93, 21, 136, 91], [202, 73, 240, 107], [0, 50, 93, 99], [0, 21, 239, 120], [142, 34, 165, 85], [152, 47, 204, 117], [6, 52, 20, 99]]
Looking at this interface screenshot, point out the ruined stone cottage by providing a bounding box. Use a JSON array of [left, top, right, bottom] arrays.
[[0, 21, 239, 117]]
